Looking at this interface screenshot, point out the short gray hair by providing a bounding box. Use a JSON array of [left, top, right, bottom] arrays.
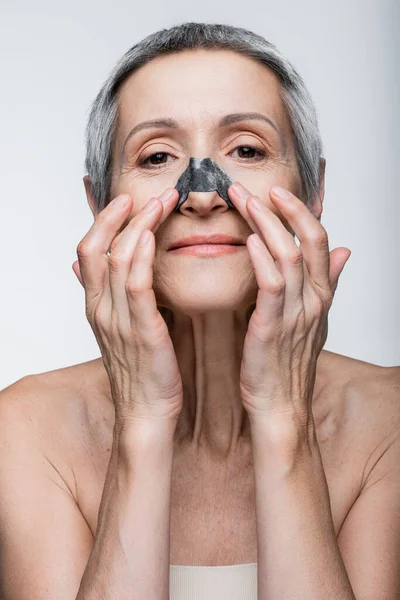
[[84, 22, 324, 212]]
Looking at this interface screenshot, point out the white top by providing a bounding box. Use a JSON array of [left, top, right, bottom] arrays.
[[169, 562, 257, 600]]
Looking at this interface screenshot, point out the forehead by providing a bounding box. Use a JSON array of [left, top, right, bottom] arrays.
[[116, 49, 290, 136]]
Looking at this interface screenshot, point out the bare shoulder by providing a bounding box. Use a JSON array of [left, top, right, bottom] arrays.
[[0, 359, 114, 499], [0, 359, 104, 435], [347, 356, 400, 475], [342, 353, 400, 437], [321, 349, 399, 417], [322, 350, 400, 481]]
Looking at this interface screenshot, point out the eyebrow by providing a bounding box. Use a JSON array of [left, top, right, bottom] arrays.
[[120, 111, 286, 162]]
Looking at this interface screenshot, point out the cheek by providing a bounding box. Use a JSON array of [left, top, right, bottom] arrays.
[[229, 165, 299, 205], [111, 173, 176, 210]]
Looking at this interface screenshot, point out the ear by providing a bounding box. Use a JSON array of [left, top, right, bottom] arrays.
[[318, 156, 326, 203], [83, 175, 98, 218], [310, 157, 326, 222]]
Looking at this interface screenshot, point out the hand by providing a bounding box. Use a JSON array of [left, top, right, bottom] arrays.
[[72, 188, 183, 430], [228, 182, 351, 431]]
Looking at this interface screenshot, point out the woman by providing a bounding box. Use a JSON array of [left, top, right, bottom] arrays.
[[0, 21, 399, 600]]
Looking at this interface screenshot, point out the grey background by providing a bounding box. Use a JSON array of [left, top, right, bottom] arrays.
[[1, 0, 399, 390]]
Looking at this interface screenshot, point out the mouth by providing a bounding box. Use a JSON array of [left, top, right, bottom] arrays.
[[168, 234, 244, 250], [168, 244, 246, 256]]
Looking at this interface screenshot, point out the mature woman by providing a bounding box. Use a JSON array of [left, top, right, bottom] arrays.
[[0, 21, 399, 600]]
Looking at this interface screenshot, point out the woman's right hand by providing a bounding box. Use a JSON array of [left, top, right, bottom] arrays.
[[72, 188, 183, 430]]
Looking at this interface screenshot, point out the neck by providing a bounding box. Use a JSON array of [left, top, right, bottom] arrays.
[[162, 307, 252, 461]]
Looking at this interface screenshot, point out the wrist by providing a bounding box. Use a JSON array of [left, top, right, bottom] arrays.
[[113, 415, 177, 455], [249, 409, 317, 463]]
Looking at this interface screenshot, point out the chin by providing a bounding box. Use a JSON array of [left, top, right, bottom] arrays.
[[153, 260, 258, 314], [156, 285, 257, 317]]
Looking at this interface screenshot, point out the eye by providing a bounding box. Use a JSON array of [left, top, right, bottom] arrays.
[[231, 145, 267, 162], [137, 144, 267, 170], [138, 152, 174, 169]]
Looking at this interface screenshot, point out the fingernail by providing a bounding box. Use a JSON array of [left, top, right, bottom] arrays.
[[111, 194, 130, 208], [271, 186, 291, 200], [159, 188, 176, 203], [231, 182, 250, 198]]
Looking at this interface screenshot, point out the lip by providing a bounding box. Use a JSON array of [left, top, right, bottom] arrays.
[[169, 244, 245, 256], [168, 234, 244, 250]]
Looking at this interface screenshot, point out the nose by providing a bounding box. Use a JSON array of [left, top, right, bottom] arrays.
[[177, 189, 231, 216]]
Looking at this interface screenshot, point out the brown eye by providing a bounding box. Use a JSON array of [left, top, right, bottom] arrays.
[[148, 152, 168, 165], [238, 146, 256, 158], [232, 145, 267, 162], [139, 152, 173, 168]]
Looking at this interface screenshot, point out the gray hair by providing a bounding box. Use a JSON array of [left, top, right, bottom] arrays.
[[84, 22, 324, 212]]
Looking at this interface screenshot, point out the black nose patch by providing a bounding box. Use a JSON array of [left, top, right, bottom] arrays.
[[173, 157, 235, 212]]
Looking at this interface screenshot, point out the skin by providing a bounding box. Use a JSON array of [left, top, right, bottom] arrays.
[[83, 48, 327, 463]]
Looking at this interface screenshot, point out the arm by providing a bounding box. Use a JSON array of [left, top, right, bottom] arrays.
[[0, 379, 175, 600], [77, 420, 175, 600], [250, 411, 400, 600]]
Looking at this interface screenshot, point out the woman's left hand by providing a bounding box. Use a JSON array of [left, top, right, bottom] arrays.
[[228, 182, 351, 435]]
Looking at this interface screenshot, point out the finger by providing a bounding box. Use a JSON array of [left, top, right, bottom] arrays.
[[107, 188, 177, 321], [247, 233, 285, 327], [246, 194, 305, 305], [76, 194, 132, 303], [227, 182, 265, 239], [125, 229, 164, 346], [269, 186, 331, 293]]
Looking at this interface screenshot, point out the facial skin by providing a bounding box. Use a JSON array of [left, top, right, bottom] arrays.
[[84, 49, 325, 466]]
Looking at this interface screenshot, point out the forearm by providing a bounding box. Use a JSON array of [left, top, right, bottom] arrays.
[[76, 420, 175, 600], [250, 415, 356, 600]]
